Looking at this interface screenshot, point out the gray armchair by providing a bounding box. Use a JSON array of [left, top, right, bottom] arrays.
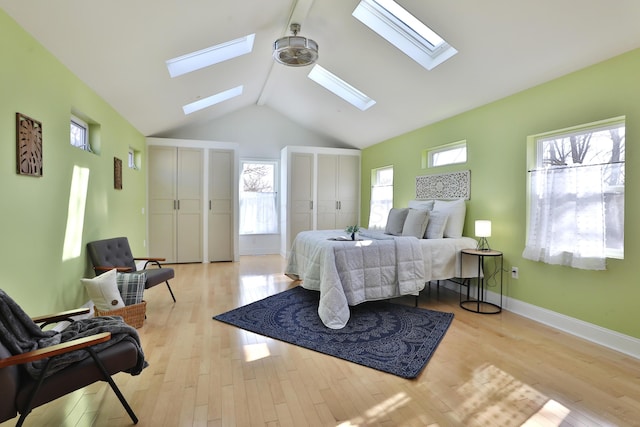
[[0, 293, 143, 426], [87, 237, 176, 303]]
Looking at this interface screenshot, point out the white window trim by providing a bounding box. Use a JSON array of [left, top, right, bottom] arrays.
[[524, 117, 625, 265], [352, 0, 457, 71], [70, 114, 92, 152], [128, 147, 140, 170], [425, 140, 467, 168], [239, 159, 280, 235], [368, 165, 394, 230]]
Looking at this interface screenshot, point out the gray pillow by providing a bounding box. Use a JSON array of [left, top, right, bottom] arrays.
[[425, 210, 448, 239], [408, 199, 435, 211], [117, 272, 146, 305], [385, 208, 409, 235], [402, 209, 430, 238]]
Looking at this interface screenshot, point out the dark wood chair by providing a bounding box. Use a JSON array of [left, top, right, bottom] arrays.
[[87, 237, 176, 303], [0, 306, 141, 426]]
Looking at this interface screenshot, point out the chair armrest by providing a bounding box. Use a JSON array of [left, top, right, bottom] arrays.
[[31, 308, 91, 325], [94, 266, 133, 272], [134, 257, 166, 269], [0, 332, 111, 368]]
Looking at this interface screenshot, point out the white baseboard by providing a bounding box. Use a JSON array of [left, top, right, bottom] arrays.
[[435, 280, 640, 360], [239, 248, 280, 256]]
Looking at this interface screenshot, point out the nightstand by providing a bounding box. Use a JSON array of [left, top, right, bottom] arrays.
[[460, 249, 503, 314]]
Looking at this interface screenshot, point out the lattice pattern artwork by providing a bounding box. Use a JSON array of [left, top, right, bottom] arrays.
[[416, 170, 470, 200], [16, 112, 43, 177]]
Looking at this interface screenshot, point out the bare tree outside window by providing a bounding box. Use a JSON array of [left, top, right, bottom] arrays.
[[240, 161, 278, 234], [524, 119, 625, 268], [242, 164, 274, 192]]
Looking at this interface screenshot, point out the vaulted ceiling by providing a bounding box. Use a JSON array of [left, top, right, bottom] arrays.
[[2, 0, 640, 149]]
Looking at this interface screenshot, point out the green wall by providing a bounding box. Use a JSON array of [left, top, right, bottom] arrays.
[[361, 49, 640, 339], [0, 10, 147, 315]]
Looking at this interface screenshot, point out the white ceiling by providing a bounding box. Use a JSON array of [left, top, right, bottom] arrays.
[[3, 0, 640, 149]]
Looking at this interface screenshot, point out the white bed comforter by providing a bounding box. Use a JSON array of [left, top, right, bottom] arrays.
[[285, 229, 478, 329]]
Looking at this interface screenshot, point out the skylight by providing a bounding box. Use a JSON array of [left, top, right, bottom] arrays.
[[352, 0, 457, 70], [308, 65, 376, 111], [182, 86, 243, 115], [166, 34, 255, 78]]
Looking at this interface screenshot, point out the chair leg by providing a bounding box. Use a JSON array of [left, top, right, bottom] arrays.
[[166, 281, 176, 303], [87, 347, 139, 425], [16, 359, 53, 427], [16, 344, 138, 426]]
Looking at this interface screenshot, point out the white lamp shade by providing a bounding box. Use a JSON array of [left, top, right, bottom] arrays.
[[475, 220, 491, 237]]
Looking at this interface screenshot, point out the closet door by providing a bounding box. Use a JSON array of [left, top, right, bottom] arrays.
[[148, 146, 203, 263], [335, 154, 360, 229], [176, 148, 203, 263], [316, 154, 338, 229], [316, 154, 360, 230], [289, 152, 314, 248], [148, 146, 177, 262], [208, 149, 233, 262]]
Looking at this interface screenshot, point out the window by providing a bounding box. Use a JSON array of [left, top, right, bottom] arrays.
[[128, 147, 140, 170], [182, 85, 243, 114], [239, 161, 278, 235], [425, 140, 467, 168], [368, 166, 393, 230], [166, 33, 255, 78], [523, 117, 625, 270], [308, 65, 376, 111], [352, 0, 457, 71], [70, 115, 91, 152]]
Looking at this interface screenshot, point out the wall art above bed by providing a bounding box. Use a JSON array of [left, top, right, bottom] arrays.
[[416, 170, 470, 200]]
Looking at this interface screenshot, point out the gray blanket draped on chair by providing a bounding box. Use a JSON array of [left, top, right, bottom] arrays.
[[0, 289, 148, 378]]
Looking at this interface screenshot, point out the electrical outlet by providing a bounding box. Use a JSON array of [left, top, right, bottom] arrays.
[[511, 266, 519, 279]]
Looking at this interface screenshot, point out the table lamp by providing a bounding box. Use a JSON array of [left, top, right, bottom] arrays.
[[475, 220, 491, 251]]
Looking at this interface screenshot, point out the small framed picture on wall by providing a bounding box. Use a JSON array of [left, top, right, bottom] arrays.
[[114, 157, 123, 189], [16, 112, 43, 177]]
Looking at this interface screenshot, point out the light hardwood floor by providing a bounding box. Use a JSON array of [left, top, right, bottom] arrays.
[[5, 256, 640, 427]]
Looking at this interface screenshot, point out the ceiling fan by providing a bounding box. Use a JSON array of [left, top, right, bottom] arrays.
[[273, 23, 318, 67]]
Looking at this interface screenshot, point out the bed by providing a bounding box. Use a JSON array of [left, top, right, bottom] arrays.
[[286, 225, 478, 328], [285, 197, 478, 328]]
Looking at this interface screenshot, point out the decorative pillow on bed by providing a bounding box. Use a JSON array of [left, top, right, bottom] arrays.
[[408, 199, 435, 211], [82, 269, 125, 311], [117, 272, 146, 306], [402, 209, 430, 238], [433, 199, 466, 238], [425, 210, 448, 239], [385, 208, 409, 235]]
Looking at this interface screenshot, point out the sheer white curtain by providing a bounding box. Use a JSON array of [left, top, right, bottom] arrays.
[[368, 185, 393, 230], [239, 191, 278, 234], [522, 165, 607, 270]]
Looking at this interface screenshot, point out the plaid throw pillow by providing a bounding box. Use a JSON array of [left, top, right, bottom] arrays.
[[116, 272, 146, 306]]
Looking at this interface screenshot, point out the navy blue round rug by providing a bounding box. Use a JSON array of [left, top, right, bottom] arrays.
[[213, 286, 454, 379]]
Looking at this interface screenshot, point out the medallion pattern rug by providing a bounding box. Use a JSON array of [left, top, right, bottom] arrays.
[[213, 286, 454, 379]]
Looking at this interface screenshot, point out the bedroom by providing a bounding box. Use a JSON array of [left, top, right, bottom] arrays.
[[1, 1, 640, 425]]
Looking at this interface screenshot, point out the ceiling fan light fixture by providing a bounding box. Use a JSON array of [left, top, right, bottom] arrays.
[[273, 23, 318, 67]]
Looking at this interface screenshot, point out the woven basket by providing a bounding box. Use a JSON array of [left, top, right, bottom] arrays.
[[94, 301, 146, 328]]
